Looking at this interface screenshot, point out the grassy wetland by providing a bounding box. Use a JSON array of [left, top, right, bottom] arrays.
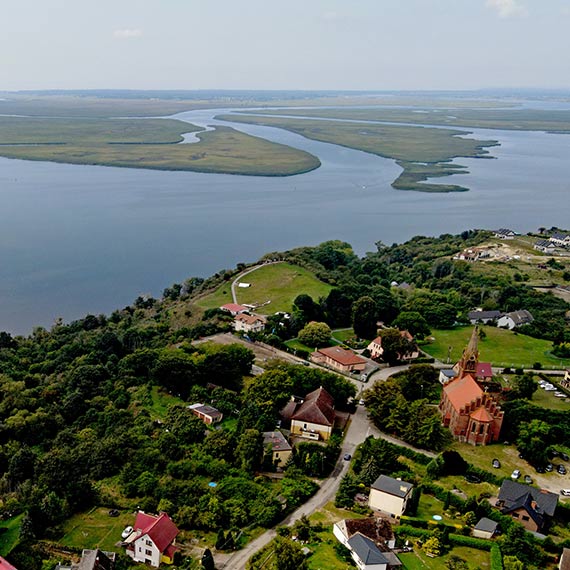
[[239, 106, 570, 133], [218, 113, 498, 192], [0, 117, 320, 176]]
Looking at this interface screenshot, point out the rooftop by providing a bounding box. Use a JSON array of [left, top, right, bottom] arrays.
[[262, 431, 292, 452], [371, 475, 413, 498], [443, 374, 484, 413], [347, 532, 389, 566], [314, 346, 367, 366]]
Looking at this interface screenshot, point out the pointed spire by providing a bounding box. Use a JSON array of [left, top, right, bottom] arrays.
[[454, 326, 480, 378], [465, 326, 479, 360]]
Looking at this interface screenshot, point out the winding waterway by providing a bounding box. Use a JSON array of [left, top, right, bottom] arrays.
[[0, 106, 569, 334]]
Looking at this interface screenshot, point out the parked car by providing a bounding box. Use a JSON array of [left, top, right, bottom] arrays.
[[121, 526, 133, 540], [108, 509, 119, 517], [492, 458, 501, 469], [561, 489, 570, 496], [343, 453, 352, 461], [546, 463, 554, 472], [524, 475, 533, 484], [536, 465, 546, 473], [511, 469, 521, 480], [559, 464, 567, 475], [562, 453, 569, 462], [358, 399, 365, 406]]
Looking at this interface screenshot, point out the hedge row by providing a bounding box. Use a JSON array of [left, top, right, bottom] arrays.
[[448, 533, 493, 551], [465, 465, 503, 486], [393, 525, 432, 539], [398, 446, 432, 466], [490, 544, 503, 570]]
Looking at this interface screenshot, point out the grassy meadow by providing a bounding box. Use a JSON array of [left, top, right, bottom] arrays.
[[0, 514, 23, 557], [238, 106, 570, 133], [423, 325, 570, 369], [217, 114, 497, 192], [0, 118, 320, 176]]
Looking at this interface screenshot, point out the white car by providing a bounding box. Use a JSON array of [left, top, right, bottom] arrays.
[[511, 469, 521, 480], [121, 526, 133, 539], [561, 489, 570, 496]]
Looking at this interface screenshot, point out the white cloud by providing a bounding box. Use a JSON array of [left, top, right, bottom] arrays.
[[113, 28, 143, 39], [486, 0, 527, 18]]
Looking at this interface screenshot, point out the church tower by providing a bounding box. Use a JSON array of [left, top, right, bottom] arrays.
[[454, 326, 479, 378]]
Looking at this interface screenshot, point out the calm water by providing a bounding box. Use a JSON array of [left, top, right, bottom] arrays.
[[0, 107, 569, 334]]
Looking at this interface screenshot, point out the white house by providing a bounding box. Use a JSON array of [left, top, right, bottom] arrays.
[[494, 229, 517, 239], [220, 303, 248, 316], [468, 310, 501, 324], [497, 310, 534, 330], [233, 313, 266, 333], [534, 239, 557, 254], [124, 512, 179, 567], [550, 233, 570, 247], [369, 475, 413, 519]]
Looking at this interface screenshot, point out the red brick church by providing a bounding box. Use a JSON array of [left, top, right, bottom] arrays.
[[439, 327, 503, 445]]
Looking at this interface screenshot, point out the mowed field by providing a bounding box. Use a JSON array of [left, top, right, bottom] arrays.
[[0, 117, 320, 176], [217, 114, 497, 192], [423, 325, 570, 369], [196, 263, 332, 314]]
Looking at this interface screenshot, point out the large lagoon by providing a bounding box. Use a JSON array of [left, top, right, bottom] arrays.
[[1, 108, 569, 334]]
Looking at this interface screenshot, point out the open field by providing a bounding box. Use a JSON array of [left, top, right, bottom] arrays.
[[217, 114, 497, 192], [0, 118, 320, 176], [239, 106, 570, 133], [400, 546, 491, 569], [423, 325, 570, 369], [59, 507, 134, 552], [234, 263, 332, 313], [0, 514, 23, 557]]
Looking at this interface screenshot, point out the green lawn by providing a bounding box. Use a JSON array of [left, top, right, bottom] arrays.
[[0, 514, 23, 557], [306, 530, 350, 570], [59, 507, 135, 552], [0, 117, 320, 176], [236, 263, 332, 314], [331, 329, 355, 342], [400, 546, 490, 569], [531, 383, 570, 411], [194, 281, 233, 311], [423, 326, 570, 369], [416, 494, 459, 528], [285, 338, 317, 354]]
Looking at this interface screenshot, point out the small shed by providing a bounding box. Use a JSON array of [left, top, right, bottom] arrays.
[[473, 517, 498, 539]]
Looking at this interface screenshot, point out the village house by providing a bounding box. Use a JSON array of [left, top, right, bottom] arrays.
[[310, 346, 367, 374], [439, 369, 458, 385], [367, 331, 418, 361], [219, 303, 248, 316], [368, 475, 413, 519], [233, 313, 266, 333], [280, 387, 339, 441], [124, 512, 179, 567], [494, 228, 517, 239], [344, 533, 393, 570], [497, 480, 558, 533], [455, 247, 492, 262], [561, 369, 570, 390], [262, 430, 292, 469], [534, 239, 558, 254], [187, 403, 223, 425], [56, 550, 116, 570], [468, 310, 501, 324], [439, 328, 503, 445], [550, 232, 570, 247], [497, 310, 534, 330]]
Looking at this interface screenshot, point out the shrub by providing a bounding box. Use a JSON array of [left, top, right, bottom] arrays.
[[490, 545, 503, 570], [448, 533, 493, 551]]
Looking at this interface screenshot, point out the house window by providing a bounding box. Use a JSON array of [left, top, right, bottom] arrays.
[[139, 547, 143, 552], [146, 540, 152, 546], [146, 549, 153, 556], [512, 513, 519, 518], [522, 516, 530, 521]]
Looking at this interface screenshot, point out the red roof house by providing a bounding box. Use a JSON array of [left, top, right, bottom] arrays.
[[220, 303, 248, 316], [311, 346, 367, 374], [125, 512, 179, 567], [283, 387, 338, 441]]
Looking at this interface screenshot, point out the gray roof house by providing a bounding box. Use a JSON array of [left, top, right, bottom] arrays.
[[347, 533, 390, 570], [369, 475, 414, 518], [468, 310, 501, 324], [497, 480, 558, 533], [473, 517, 498, 539], [497, 310, 534, 330]]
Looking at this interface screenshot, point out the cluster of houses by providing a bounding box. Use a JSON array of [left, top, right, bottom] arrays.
[[534, 232, 570, 254], [220, 303, 267, 334], [468, 308, 534, 330]]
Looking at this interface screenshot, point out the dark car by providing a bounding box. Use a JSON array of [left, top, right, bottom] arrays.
[[343, 453, 352, 461], [562, 453, 569, 462], [559, 464, 567, 475], [524, 475, 533, 484], [492, 458, 501, 469], [465, 474, 481, 484], [546, 463, 554, 472], [108, 509, 119, 517], [536, 465, 546, 473]]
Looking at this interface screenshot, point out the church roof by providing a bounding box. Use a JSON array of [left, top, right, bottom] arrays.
[[443, 374, 483, 412], [470, 407, 493, 423], [464, 326, 479, 360]]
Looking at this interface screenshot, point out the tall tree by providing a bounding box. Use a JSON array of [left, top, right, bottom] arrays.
[[352, 296, 378, 339]]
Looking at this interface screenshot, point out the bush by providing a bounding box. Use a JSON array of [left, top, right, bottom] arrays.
[[448, 533, 493, 551], [394, 525, 432, 539], [490, 545, 503, 570]]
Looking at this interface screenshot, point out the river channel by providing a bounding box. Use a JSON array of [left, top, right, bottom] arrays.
[[0, 106, 569, 334]]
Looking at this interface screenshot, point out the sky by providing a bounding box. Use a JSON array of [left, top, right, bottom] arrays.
[[1, 0, 569, 91]]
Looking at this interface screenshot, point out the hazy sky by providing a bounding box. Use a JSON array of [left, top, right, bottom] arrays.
[[1, 0, 569, 91]]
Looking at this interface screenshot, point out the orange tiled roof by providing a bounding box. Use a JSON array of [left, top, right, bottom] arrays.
[[443, 374, 483, 412], [315, 346, 367, 366], [470, 407, 493, 423]]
